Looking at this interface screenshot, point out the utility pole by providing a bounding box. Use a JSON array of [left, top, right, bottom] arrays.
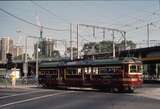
[[70, 24, 73, 60], [124, 32, 126, 50], [27, 35, 40, 80], [24, 36, 28, 78], [121, 32, 126, 50], [64, 40, 67, 57], [77, 24, 79, 59], [93, 27, 96, 38], [79, 24, 126, 57], [112, 31, 115, 58], [103, 28, 105, 40], [36, 41, 39, 79], [35, 27, 43, 79], [147, 24, 150, 47]]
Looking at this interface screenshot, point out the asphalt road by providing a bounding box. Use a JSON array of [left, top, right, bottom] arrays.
[[0, 84, 160, 109]]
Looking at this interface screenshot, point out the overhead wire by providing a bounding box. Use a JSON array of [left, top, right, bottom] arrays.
[[0, 7, 69, 32], [117, 11, 160, 30], [126, 18, 160, 33], [30, 0, 71, 24], [30, 1, 160, 36], [30, 1, 92, 47]]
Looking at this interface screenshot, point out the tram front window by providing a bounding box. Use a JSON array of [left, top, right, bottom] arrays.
[[130, 65, 137, 73]]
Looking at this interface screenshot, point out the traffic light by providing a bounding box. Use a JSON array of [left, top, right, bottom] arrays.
[[6, 53, 14, 70]]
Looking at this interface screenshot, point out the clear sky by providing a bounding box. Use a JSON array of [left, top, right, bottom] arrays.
[[0, 0, 160, 55]]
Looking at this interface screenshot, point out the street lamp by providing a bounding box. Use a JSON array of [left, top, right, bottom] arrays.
[[27, 35, 41, 79], [23, 35, 28, 78]]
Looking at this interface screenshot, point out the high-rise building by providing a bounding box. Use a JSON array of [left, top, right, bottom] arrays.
[[12, 46, 23, 60], [0, 37, 13, 62], [34, 39, 57, 58]]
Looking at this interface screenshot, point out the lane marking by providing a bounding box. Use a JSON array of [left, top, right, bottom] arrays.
[[0, 91, 74, 108], [0, 89, 56, 99]]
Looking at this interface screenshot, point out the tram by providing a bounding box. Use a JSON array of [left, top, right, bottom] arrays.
[[38, 57, 143, 92]]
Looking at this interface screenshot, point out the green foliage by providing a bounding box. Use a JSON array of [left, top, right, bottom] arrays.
[[82, 40, 136, 55], [51, 50, 61, 58], [67, 47, 78, 58]]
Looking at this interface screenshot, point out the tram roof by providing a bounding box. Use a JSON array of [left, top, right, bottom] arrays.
[[39, 57, 141, 68], [39, 61, 65, 68], [40, 58, 122, 68]]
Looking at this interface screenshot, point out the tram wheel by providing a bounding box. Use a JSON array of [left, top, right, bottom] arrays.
[[128, 87, 134, 93], [110, 87, 119, 93]]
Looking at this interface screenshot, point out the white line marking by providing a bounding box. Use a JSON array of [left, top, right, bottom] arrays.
[[0, 89, 55, 99], [0, 91, 74, 108]]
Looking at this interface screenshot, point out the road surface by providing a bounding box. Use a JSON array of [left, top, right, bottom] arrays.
[[0, 84, 160, 109]]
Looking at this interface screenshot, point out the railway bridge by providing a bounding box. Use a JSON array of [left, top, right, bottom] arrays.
[[0, 46, 160, 80]]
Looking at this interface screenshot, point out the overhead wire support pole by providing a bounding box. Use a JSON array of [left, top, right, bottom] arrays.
[[79, 23, 126, 57], [27, 35, 40, 79], [112, 31, 115, 58], [36, 40, 39, 79], [77, 24, 79, 59], [124, 32, 127, 50], [93, 26, 96, 38], [103, 28, 105, 40], [147, 23, 150, 48], [121, 31, 127, 50], [70, 23, 73, 60], [24, 36, 28, 79]]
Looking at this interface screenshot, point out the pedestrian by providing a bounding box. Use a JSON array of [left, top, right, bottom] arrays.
[[10, 68, 16, 88]]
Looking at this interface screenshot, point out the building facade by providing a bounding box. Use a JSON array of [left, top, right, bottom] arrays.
[[0, 37, 24, 62], [0, 37, 13, 62], [12, 46, 23, 60], [34, 39, 56, 58]]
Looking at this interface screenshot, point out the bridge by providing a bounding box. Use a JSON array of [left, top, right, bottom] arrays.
[[0, 46, 160, 80], [120, 46, 160, 80]]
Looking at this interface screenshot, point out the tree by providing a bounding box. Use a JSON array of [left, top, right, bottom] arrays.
[[82, 40, 136, 55], [82, 41, 113, 55], [51, 50, 61, 58], [66, 47, 78, 59], [96, 41, 113, 53], [82, 42, 97, 55], [117, 40, 136, 51]]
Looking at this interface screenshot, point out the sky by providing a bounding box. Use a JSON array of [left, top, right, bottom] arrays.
[[0, 0, 160, 55]]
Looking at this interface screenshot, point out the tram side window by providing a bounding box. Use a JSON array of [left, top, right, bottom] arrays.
[[67, 68, 77, 75], [130, 65, 137, 72], [137, 65, 142, 73]]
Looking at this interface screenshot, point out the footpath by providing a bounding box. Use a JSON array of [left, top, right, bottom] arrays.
[[0, 78, 39, 89]]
